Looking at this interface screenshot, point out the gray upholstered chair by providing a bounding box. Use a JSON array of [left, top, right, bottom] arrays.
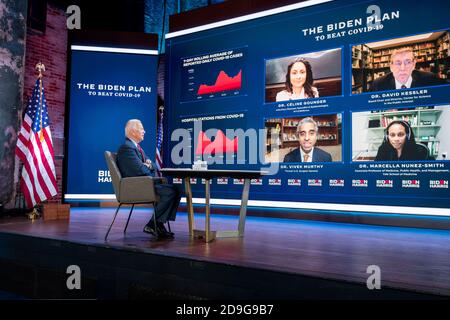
[[104, 151, 165, 240]]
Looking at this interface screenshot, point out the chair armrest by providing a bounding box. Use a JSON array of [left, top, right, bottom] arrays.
[[118, 176, 159, 203]]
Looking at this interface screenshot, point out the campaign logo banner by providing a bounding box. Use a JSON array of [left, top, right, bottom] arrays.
[[352, 179, 368, 187], [402, 180, 420, 188], [376, 180, 393, 188], [173, 178, 183, 184], [288, 179, 301, 186], [190, 178, 197, 184], [329, 179, 344, 187], [217, 178, 229, 185], [268, 178, 282, 186], [233, 179, 244, 185], [308, 179, 322, 186], [251, 178, 263, 185], [430, 180, 448, 189]]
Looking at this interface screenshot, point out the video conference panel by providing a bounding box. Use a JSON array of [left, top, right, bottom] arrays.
[[165, 0, 450, 209]]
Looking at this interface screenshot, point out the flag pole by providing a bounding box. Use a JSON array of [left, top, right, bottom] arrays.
[[27, 62, 46, 221]]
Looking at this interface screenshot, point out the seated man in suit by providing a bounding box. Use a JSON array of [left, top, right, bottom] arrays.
[[370, 47, 445, 91], [283, 117, 332, 162], [116, 119, 181, 239]]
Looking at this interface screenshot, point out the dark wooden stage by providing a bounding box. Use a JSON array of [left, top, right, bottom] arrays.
[[0, 207, 449, 299]]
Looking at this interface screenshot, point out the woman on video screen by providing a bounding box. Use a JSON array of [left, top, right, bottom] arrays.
[[276, 58, 319, 101], [375, 120, 432, 161]]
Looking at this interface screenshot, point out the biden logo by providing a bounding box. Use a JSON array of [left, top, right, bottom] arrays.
[[308, 179, 322, 186], [376, 180, 393, 188], [217, 178, 228, 185], [173, 178, 183, 184], [288, 179, 301, 186], [329, 179, 344, 187], [430, 180, 448, 189], [402, 180, 420, 188], [98, 170, 111, 183], [352, 179, 368, 187], [251, 179, 263, 185], [268, 179, 282, 186]]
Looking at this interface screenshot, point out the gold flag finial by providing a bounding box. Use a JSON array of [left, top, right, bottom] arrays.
[[36, 62, 46, 78], [36, 62, 46, 141]]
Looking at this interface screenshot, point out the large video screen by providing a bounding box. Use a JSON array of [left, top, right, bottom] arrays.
[[65, 47, 158, 200], [165, 0, 450, 210]]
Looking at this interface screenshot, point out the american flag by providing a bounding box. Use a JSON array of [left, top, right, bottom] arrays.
[[15, 78, 58, 208], [155, 105, 164, 177]]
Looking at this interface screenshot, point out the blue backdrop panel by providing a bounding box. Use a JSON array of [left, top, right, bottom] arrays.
[[66, 50, 158, 196]]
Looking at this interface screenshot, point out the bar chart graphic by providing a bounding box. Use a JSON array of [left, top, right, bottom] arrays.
[[195, 130, 239, 156]]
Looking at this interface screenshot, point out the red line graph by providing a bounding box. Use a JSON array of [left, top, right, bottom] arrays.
[[197, 70, 242, 95]]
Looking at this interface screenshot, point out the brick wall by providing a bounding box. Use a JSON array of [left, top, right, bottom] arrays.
[[23, 3, 67, 203], [0, 0, 27, 207]]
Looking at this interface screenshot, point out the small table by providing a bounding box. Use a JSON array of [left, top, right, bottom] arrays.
[[161, 168, 266, 242]]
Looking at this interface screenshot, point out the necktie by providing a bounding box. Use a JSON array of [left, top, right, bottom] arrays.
[[304, 154, 310, 162], [137, 144, 145, 161], [401, 85, 406, 89]]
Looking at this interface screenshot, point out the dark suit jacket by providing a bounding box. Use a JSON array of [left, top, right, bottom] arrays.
[[116, 139, 180, 223], [370, 70, 445, 92], [283, 147, 332, 162], [116, 138, 154, 177]]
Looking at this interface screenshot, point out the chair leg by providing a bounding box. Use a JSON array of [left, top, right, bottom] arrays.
[[123, 204, 135, 234], [105, 203, 122, 241], [152, 202, 158, 237], [167, 221, 172, 233]]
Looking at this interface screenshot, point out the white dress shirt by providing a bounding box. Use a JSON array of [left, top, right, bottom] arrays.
[[395, 76, 413, 89], [300, 148, 314, 162]]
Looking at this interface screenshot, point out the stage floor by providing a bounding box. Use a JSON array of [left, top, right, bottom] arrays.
[[1, 207, 450, 298]]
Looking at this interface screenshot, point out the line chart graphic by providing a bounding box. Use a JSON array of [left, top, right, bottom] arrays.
[[197, 70, 242, 95], [181, 48, 246, 102]]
